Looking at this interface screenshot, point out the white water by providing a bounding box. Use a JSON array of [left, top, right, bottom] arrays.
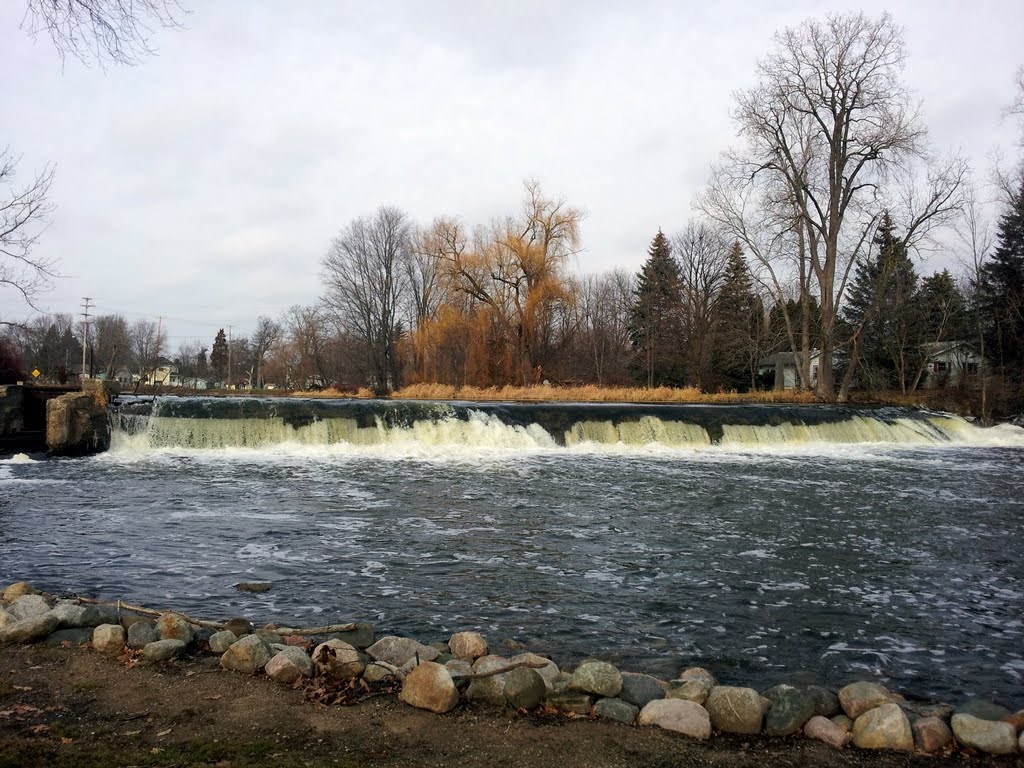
[[109, 407, 1024, 456]]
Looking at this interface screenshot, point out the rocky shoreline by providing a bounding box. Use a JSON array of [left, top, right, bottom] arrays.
[[1, 582, 1021, 758]]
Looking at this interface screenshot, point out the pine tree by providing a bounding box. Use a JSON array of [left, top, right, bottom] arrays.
[[628, 231, 684, 387], [978, 179, 1024, 388], [210, 329, 228, 380], [710, 242, 763, 390]]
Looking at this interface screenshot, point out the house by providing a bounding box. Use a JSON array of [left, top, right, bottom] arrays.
[[144, 362, 180, 387], [113, 367, 138, 387], [919, 341, 983, 390], [758, 350, 824, 391]]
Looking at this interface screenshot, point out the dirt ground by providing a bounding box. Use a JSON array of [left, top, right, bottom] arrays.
[[1, 644, 1021, 768]]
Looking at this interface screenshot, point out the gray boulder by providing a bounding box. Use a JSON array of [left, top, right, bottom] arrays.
[[10, 594, 50, 620], [142, 639, 186, 662], [449, 631, 488, 661], [764, 684, 817, 736], [43, 628, 93, 647], [0, 610, 14, 630], [705, 686, 764, 734], [619, 672, 666, 709], [364, 660, 403, 683], [568, 660, 622, 698], [950, 713, 1017, 754], [49, 601, 87, 628], [503, 666, 546, 710], [466, 655, 511, 706], [912, 716, 953, 753], [265, 647, 314, 685], [547, 692, 592, 715], [955, 699, 1013, 722], [678, 667, 717, 687], [804, 715, 852, 749], [805, 685, 841, 717], [666, 680, 711, 705], [0, 613, 60, 644], [332, 622, 374, 649], [79, 605, 119, 627], [366, 635, 439, 667], [851, 702, 914, 752], [594, 697, 639, 725], [126, 620, 158, 649], [220, 634, 272, 673], [208, 630, 237, 653], [510, 653, 559, 691]]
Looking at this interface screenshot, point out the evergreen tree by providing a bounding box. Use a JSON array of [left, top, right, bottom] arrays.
[[210, 329, 228, 380], [841, 213, 921, 391], [978, 179, 1024, 388], [710, 242, 763, 390], [628, 231, 684, 387]]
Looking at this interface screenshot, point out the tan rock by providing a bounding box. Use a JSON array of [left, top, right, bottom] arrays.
[[704, 686, 764, 734], [637, 699, 712, 740], [220, 634, 272, 673], [265, 648, 313, 685], [312, 639, 364, 680], [91, 623, 126, 653], [839, 681, 894, 719], [510, 653, 559, 691], [804, 715, 852, 748], [448, 631, 488, 661], [678, 667, 717, 687], [951, 713, 1017, 754], [2, 582, 39, 602], [156, 613, 194, 645], [851, 702, 914, 752], [666, 680, 710, 705], [912, 716, 953, 753], [399, 661, 459, 713]]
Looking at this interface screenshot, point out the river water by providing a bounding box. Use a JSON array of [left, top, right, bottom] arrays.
[[1, 401, 1023, 704]]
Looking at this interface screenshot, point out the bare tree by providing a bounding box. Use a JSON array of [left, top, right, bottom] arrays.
[[576, 270, 634, 385], [249, 315, 282, 388], [22, 0, 185, 66], [674, 223, 731, 388], [322, 206, 412, 394], [129, 318, 161, 380], [708, 12, 965, 398], [1, 149, 56, 324]]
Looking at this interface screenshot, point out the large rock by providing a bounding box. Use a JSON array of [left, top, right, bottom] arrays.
[[10, 594, 50, 620], [839, 681, 895, 719], [503, 666, 546, 710], [912, 716, 953, 753], [638, 699, 712, 740], [0, 610, 14, 630], [2, 582, 39, 602], [43, 628, 93, 647], [79, 605, 119, 627], [805, 685, 841, 718], [311, 639, 364, 680], [366, 635, 439, 667], [951, 713, 1017, 754], [49, 601, 88, 628], [666, 680, 711, 705], [804, 715, 852, 749], [568, 660, 622, 698], [265, 648, 314, 685], [956, 700, 1013, 721], [142, 639, 186, 662], [466, 656, 511, 706], [764, 684, 817, 736], [619, 672, 666, 709], [705, 686, 764, 735], [156, 613, 194, 645], [208, 630, 238, 653], [0, 613, 60, 644], [127, 620, 158, 649], [364, 660, 403, 683], [678, 667, 717, 688], [594, 697, 639, 725], [92, 623, 126, 653], [220, 634, 272, 673], [448, 631, 488, 661], [851, 702, 914, 752], [399, 661, 459, 713], [332, 622, 374, 649], [510, 653, 559, 691]]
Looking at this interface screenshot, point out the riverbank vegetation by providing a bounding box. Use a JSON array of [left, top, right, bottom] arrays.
[[3, 13, 1022, 417]]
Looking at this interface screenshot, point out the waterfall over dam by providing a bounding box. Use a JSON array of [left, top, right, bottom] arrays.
[[109, 396, 996, 452]]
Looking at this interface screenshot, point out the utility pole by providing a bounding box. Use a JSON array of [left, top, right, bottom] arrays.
[[227, 325, 233, 389], [155, 315, 164, 384], [80, 297, 93, 381]]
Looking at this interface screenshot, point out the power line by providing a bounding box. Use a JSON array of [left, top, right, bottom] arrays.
[[80, 297, 93, 379]]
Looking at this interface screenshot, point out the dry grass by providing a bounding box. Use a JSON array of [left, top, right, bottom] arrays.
[[290, 387, 375, 399], [390, 383, 821, 404]]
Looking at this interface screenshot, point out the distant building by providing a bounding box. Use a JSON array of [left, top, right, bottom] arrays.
[[919, 341, 983, 390]]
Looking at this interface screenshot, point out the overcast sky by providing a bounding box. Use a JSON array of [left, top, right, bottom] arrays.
[[2, 1, 1022, 348]]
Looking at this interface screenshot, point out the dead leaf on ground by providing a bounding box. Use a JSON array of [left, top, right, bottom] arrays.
[[157, 728, 172, 737]]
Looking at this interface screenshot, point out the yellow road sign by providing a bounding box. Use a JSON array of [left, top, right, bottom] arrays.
[[31, 369, 41, 378]]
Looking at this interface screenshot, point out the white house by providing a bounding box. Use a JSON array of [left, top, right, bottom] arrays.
[[918, 341, 982, 390]]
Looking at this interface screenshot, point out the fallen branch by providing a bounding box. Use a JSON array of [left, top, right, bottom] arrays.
[[74, 597, 356, 635], [458, 660, 550, 680]]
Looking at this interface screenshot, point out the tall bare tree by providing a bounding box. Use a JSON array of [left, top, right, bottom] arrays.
[[1, 149, 55, 325], [322, 206, 412, 393], [249, 315, 282, 388], [702, 12, 965, 397], [674, 223, 731, 388]]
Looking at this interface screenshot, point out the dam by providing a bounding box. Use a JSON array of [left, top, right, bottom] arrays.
[[2, 396, 1023, 703]]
